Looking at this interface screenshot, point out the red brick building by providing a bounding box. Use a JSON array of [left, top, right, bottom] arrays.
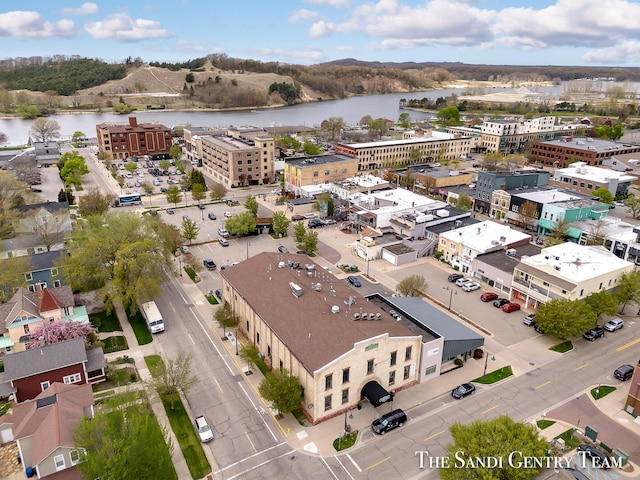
[[96, 116, 172, 161], [530, 136, 640, 168]]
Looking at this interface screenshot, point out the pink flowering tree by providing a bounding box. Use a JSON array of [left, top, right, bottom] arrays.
[[26, 321, 98, 350]]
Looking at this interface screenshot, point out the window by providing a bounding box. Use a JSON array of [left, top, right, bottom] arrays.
[[279, 360, 283, 370], [50, 267, 59, 276], [256, 332, 260, 344], [390, 351, 397, 366], [54, 454, 65, 471], [41, 381, 50, 391], [324, 395, 332, 411], [342, 368, 350, 384], [23, 324, 30, 334], [367, 359, 374, 375], [325, 374, 333, 391], [425, 365, 436, 376], [405, 346, 412, 361], [63, 373, 82, 384], [246, 321, 249, 331], [313, 171, 319, 177], [388, 371, 395, 386], [403, 365, 411, 380], [267, 345, 271, 358], [341, 389, 349, 404], [25, 272, 33, 281], [70, 448, 86, 465]]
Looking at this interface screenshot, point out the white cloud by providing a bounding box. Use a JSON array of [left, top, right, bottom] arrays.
[[61, 3, 99, 16], [305, 0, 350, 7], [308, 20, 340, 38], [0, 11, 75, 39], [84, 13, 172, 41], [583, 41, 640, 65], [289, 9, 320, 22]]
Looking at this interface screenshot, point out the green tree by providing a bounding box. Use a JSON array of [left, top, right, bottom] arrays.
[[272, 211, 290, 237], [302, 141, 322, 155], [73, 403, 177, 480], [534, 298, 597, 338], [625, 195, 640, 219], [481, 151, 502, 171], [159, 159, 171, 172], [439, 416, 548, 480], [225, 212, 256, 236], [436, 106, 461, 126], [239, 343, 260, 372], [301, 229, 319, 256], [169, 144, 182, 163], [213, 303, 238, 336], [0, 256, 32, 302], [59, 153, 90, 189], [165, 185, 182, 206], [181, 218, 200, 244], [147, 352, 198, 409], [396, 274, 428, 297], [398, 112, 411, 129], [368, 117, 389, 137], [58, 187, 75, 205], [30, 117, 60, 141], [258, 368, 303, 415], [125, 162, 138, 173], [293, 221, 306, 243], [584, 290, 618, 320], [454, 193, 472, 211], [210, 182, 227, 201], [613, 271, 640, 313], [191, 183, 206, 203], [245, 195, 259, 217], [591, 187, 614, 204], [78, 187, 113, 216], [58, 213, 168, 314], [70, 131, 86, 148]]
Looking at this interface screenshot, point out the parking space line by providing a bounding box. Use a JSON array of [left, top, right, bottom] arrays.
[[616, 337, 640, 352], [480, 405, 500, 415], [424, 429, 445, 442], [365, 456, 391, 471]]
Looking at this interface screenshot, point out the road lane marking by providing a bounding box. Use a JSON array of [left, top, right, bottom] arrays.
[[238, 382, 278, 442], [573, 363, 589, 371], [320, 456, 340, 480], [214, 376, 223, 395], [481, 405, 500, 415], [535, 381, 551, 389], [215, 442, 288, 472], [224, 450, 296, 480], [365, 456, 391, 470], [333, 455, 356, 479], [616, 337, 640, 352], [424, 429, 446, 442], [187, 333, 195, 345], [244, 432, 257, 452], [345, 453, 362, 473]]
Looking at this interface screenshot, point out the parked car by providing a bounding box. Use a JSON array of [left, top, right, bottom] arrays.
[[224, 211, 233, 218], [291, 215, 305, 221], [324, 219, 337, 225], [198, 204, 205, 210], [456, 277, 472, 287], [347, 276, 361, 287], [203, 258, 217, 270], [522, 314, 536, 326], [603, 317, 624, 332], [472, 163, 482, 168], [389, 310, 399, 319], [614, 364, 634, 381], [576, 444, 611, 468], [480, 292, 499, 302], [166, 208, 174, 214], [501, 302, 521, 313], [534, 324, 545, 334], [214, 289, 223, 300], [194, 415, 214, 442], [182, 215, 190, 221], [583, 326, 605, 341], [308, 219, 325, 228], [219, 238, 229, 247], [462, 282, 481, 292], [278, 245, 289, 253], [371, 409, 407, 435], [448, 273, 464, 282], [493, 298, 510, 308], [208, 212, 217, 220], [180, 245, 190, 254], [451, 383, 476, 399], [304, 212, 318, 219], [217, 229, 230, 238]]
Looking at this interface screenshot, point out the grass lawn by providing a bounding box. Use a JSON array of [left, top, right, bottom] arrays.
[[91, 310, 122, 332], [473, 366, 513, 384], [145, 354, 164, 377], [333, 430, 358, 451], [550, 341, 573, 353], [161, 394, 211, 479], [185, 267, 197, 281], [102, 335, 128, 353], [128, 310, 153, 345], [591, 385, 616, 400], [93, 366, 138, 392], [205, 295, 219, 305], [555, 428, 581, 451], [537, 419, 556, 430]]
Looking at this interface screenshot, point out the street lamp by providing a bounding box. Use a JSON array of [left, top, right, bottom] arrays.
[[200, 202, 204, 221], [246, 241, 250, 260], [483, 352, 496, 378], [443, 286, 457, 311]]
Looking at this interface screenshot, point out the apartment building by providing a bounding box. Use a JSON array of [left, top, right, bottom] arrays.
[[474, 170, 550, 215], [284, 154, 359, 196], [96, 116, 172, 161], [550, 161, 636, 197]]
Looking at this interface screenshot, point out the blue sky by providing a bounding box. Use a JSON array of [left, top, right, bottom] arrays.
[[2, 1, 640, 66]]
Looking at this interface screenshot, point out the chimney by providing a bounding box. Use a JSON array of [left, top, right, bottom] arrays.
[[36, 283, 45, 298], [129, 116, 138, 127]]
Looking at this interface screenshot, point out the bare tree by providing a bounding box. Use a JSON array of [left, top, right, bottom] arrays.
[[397, 274, 428, 297], [27, 210, 67, 251], [147, 352, 199, 409], [30, 118, 61, 142], [585, 219, 609, 246], [516, 200, 538, 232]]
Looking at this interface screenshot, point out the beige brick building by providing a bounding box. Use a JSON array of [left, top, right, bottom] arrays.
[[284, 154, 359, 196]]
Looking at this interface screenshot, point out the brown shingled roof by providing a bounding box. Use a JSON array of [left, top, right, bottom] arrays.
[[221, 252, 417, 373]]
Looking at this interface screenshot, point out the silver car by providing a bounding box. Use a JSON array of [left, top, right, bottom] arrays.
[[194, 415, 213, 442]]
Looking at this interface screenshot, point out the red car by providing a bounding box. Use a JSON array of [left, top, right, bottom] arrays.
[[291, 215, 305, 221], [480, 292, 499, 302], [501, 302, 521, 313]]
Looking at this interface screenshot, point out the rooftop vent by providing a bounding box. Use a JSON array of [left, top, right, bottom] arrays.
[[331, 305, 340, 314]]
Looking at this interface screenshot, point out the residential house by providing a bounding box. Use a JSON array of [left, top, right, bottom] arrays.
[[511, 243, 633, 309], [0, 286, 90, 354], [96, 116, 172, 161], [530, 136, 640, 168], [2, 338, 105, 402], [220, 252, 424, 424], [10, 382, 94, 479], [550, 161, 636, 197], [474, 170, 550, 215], [437, 221, 531, 276], [23, 250, 67, 292]]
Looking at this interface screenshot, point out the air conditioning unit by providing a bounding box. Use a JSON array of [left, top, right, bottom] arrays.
[[353, 313, 360, 320]]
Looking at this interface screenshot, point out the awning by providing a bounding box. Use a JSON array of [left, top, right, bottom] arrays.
[[361, 380, 392, 407]]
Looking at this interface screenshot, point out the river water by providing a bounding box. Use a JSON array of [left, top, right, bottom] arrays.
[[0, 83, 597, 146]]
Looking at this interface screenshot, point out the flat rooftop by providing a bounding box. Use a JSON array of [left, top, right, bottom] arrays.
[[439, 220, 531, 252], [342, 131, 457, 149], [286, 154, 354, 168]]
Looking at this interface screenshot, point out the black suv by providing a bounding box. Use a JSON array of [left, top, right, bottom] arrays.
[[493, 298, 510, 308], [308, 219, 325, 228], [583, 326, 605, 341], [577, 444, 611, 468], [614, 364, 634, 381], [448, 273, 463, 282]]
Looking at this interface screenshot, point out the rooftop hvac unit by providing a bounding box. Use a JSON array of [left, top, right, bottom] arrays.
[[361, 313, 367, 320], [278, 261, 285, 268], [436, 209, 450, 218], [331, 305, 340, 314], [353, 313, 360, 320], [499, 236, 506, 242], [313, 283, 322, 291], [290, 282, 303, 297], [375, 313, 382, 320], [554, 265, 561, 271], [369, 313, 375, 320]]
